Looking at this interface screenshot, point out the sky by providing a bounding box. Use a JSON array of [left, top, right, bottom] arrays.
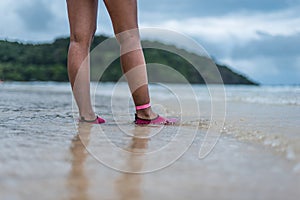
[[1, 0, 300, 85]]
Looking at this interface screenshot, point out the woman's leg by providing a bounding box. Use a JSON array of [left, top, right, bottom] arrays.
[[66, 0, 98, 120], [104, 0, 157, 119]]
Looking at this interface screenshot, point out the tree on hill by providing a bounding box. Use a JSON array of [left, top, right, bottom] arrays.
[[0, 36, 258, 85]]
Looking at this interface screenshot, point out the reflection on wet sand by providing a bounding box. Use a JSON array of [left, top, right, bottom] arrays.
[[115, 126, 150, 200], [67, 123, 93, 200], [68, 123, 151, 200]]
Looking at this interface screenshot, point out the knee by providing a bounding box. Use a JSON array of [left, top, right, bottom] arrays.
[[116, 29, 141, 51], [116, 28, 140, 43], [70, 27, 96, 48]]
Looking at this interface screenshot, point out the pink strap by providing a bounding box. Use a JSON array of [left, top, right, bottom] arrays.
[[136, 103, 151, 110]]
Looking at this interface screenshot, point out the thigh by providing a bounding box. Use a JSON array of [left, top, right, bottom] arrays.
[[103, 0, 138, 34], [67, 0, 98, 41]]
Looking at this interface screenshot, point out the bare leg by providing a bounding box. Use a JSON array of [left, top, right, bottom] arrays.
[[66, 0, 98, 120], [104, 0, 157, 119]]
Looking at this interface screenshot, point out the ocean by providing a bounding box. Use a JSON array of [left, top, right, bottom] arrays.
[[0, 82, 299, 200]]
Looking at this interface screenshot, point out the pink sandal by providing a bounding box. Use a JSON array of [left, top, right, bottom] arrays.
[[79, 116, 105, 124], [134, 103, 178, 125]]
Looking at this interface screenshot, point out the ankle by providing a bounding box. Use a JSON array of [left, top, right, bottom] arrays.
[[136, 107, 157, 119], [137, 107, 151, 117], [80, 111, 96, 121]]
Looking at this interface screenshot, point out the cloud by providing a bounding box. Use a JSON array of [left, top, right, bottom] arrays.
[[141, 7, 300, 44], [140, 6, 300, 84], [0, 1, 23, 39], [0, 0, 69, 42], [222, 56, 300, 85], [231, 33, 300, 58], [16, 0, 54, 32], [139, 0, 293, 18]]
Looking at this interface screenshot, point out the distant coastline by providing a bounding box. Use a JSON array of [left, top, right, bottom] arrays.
[[0, 35, 258, 85]]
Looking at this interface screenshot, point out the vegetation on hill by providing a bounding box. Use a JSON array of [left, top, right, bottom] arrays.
[[0, 35, 258, 85]]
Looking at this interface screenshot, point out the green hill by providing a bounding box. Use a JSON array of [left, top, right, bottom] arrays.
[[0, 35, 258, 85]]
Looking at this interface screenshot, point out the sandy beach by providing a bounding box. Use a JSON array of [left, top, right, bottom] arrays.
[[0, 82, 299, 200]]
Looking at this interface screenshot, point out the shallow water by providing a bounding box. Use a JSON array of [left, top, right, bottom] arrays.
[[0, 82, 300, 200]]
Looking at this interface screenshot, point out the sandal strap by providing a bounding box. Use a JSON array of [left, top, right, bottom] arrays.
[[135, 103, 151, 110]]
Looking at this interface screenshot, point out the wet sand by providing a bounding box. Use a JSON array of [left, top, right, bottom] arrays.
[[1, 83, 300, 200], [1, 123, 299, 200]]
